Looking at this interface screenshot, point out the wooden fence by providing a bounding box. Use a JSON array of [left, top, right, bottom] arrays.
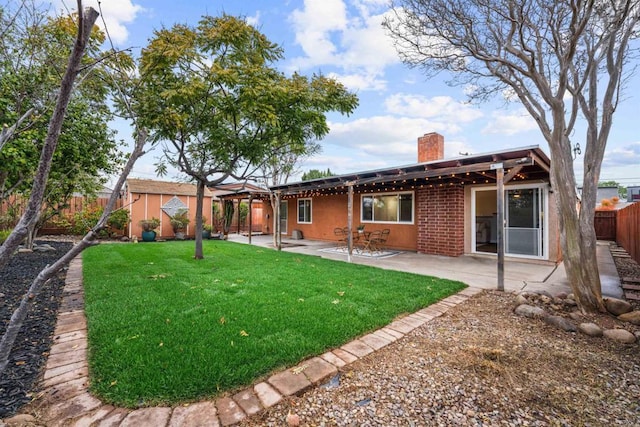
[[616, 202, 640, 265], [1, 195, 124, 235], [594, 210, 616, 240]]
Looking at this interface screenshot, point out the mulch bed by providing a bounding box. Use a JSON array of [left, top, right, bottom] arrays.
[[0, 241, 72, 419]]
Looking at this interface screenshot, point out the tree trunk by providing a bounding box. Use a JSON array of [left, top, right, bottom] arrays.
[[194, 179, 205, 259], [0, 5, 99, 269], [549, 125, 605, 313]]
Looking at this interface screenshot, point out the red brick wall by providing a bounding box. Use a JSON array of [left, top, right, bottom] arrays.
[[417, 132, 444, 163], [416, 186, 464, 256]]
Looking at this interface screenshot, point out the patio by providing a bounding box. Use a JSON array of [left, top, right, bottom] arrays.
[[225, 233, 623, 298]]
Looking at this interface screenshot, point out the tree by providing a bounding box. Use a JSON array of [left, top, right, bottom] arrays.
[[301, 168, 334, 181], [599, 180, 627, 198], [0, 1, 149, 375], [0, 2, 123, 247], [385, 0, 640, 313], [138, 14, 358, 259]]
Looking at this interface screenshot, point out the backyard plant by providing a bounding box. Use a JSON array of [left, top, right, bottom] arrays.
[[139, 217, 160, 232], [169, 209, 190, 240]]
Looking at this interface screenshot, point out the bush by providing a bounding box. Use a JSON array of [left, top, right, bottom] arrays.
[[0, 229, 11, 244], [72, 206, 105, 235], [169, 209, 190, 232], [108, 209, 130, 232]]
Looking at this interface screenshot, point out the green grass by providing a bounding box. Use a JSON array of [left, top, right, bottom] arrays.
[[82, 240, 466, 406]]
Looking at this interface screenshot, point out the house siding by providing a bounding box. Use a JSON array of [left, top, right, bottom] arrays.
[[416, 186, 464, 256]]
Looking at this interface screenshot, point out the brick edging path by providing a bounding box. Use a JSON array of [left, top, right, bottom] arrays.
[[25, 257, 482, 426]]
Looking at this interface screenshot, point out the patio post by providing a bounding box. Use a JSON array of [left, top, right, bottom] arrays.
[[248, 195, 253, 244], [275, 191, 281, 251], [494, 163, 505, 291], [347, 182, 354, 263]]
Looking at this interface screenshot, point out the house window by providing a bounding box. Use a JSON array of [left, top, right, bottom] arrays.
[[297, 198, 312, 223], [361, 192, 413, 223]]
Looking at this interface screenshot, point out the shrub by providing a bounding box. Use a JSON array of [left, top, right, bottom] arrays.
[[72, 206, 105, 235], [108, 209, 130, 232], [0, 229, 11, 244], [169, 209, 190, 232]]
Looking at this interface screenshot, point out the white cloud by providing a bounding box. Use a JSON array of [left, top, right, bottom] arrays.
[[604, 142, 640, 167], [384, 94, 484, 123], [246, 12, 261, 27], [327, 71, 387, 91], [326, 116, 470, 159], [481, 110, 538, 136], [57, 0, 144, 45], [287, 0, 399, 91]]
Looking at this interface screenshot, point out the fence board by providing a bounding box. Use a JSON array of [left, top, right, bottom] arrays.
[[594, 210, 616, 240], [616, 203, 640, 265]]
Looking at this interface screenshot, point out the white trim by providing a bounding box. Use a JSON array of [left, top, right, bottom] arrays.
[[471, 183, 549, 260], [360, 191, 414, 224], [297, 198, 312, 224]]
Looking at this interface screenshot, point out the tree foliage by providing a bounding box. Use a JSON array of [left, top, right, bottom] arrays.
[[385, 0, 640, 312], [302, 168, 334, 181], [0, 2, 123, 243], [137, 14, 358, 259]]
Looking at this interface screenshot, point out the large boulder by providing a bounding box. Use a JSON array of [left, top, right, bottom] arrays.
[[578, 322, 603, 337], [544, 315, 577, 332], [604, 298, 633, 316], [618, 311, 640, 326], [603, 329, 636, 344], [514, 304, 546, 319]]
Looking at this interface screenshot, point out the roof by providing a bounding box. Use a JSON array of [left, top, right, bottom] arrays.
[[126, 178, 213, 197], [271, 145, 551, 196], [211, 182, 269, 199]]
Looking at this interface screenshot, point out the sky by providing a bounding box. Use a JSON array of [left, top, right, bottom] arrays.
[[59, 0, 640, 187]]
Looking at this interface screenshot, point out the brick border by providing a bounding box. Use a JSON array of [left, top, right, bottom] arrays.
[[29, 257, 482, 426]]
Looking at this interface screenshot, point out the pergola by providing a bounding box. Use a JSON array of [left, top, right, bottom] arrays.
[[269, 145, 552, 289]]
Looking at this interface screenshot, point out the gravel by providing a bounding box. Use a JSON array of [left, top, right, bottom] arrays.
[[244, 254, 640, 426], [0, 241, 72, 419]]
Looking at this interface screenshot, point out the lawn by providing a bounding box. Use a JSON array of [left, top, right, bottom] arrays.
[[82, 240, 466, 406]]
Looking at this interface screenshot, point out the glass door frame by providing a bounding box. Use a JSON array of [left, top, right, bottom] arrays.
[[279, 200, 288, 234], [471, 183, 548, 259]]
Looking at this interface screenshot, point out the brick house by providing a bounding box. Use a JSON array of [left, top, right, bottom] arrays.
[[124, 178, 214, 239], [267, 132, 560, 262]]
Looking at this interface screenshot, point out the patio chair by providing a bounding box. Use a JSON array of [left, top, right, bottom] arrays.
[[334, 227, 348, 251], [358, 229, 382, 255], [377, 229, 390, 252]]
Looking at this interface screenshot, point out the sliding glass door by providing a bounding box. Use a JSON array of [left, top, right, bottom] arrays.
[[473, 185, 546, 258], [505, 188, 544, 257]]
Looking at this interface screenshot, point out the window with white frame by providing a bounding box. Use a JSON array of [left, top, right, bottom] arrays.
[[361, 192, 413, 223], [297, 198, 312, 223]]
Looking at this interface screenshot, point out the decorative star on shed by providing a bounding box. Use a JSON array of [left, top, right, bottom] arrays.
[[161, 196, 188, 218]]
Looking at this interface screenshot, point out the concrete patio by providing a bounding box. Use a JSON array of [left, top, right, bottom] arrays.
[[226, 234, 623, 298]]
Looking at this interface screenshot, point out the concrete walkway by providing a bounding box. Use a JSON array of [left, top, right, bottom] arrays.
[[227, 234, 623, 298], [21, 237, 622, 426]]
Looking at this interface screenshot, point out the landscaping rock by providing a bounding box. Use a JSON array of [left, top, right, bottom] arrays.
[[604, 298, 633, 316], [514, 304, 546, 319], [544, 315, 577, 332], [555, 291, 569, 299], [33, 243, 56, 252], [578, 323, 603, 337], [569, 311, 584, 322], [515, 294, 529, 306], [618, 311, 640, 326], [603, 329, 636, 344]]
